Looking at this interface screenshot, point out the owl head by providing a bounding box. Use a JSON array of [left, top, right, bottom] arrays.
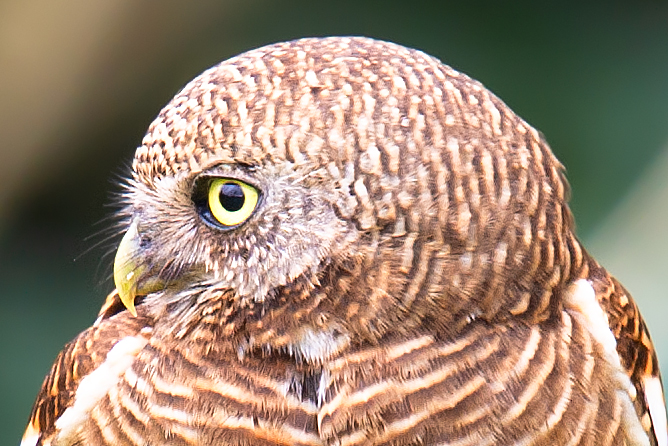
[[113, 37, 577, 363]]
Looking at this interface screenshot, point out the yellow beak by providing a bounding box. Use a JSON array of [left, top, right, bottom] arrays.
[[113, 220, 164, 316]]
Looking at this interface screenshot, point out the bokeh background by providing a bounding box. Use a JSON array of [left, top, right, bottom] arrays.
[[2, 1, 668, 442]]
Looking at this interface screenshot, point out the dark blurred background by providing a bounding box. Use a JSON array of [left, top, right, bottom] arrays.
[[2, 1, 668, 442]]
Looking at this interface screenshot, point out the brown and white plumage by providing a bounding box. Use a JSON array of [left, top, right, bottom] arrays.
[[22, 37, 666, 446]]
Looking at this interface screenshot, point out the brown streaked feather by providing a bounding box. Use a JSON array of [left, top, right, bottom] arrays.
[[319, 313, 633, 446], [22, 301, 151, 446], [588, 259, 666, 446], [23, 303, 642, 446], [95, 289, 128, 322]]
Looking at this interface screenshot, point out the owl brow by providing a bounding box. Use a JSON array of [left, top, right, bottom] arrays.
[[195, 162, 261, 179]]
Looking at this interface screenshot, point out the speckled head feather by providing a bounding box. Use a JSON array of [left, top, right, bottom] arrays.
[[22, 37, 665, 446], [130, 37, 575, 335]]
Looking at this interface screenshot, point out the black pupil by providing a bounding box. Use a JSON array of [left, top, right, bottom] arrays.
[[219, 183, 245, 212]]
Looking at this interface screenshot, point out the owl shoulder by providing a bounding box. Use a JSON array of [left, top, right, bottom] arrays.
[[21, 291, 151, 446]]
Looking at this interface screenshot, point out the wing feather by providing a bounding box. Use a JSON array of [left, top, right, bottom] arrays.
[[21, 292, 150, 446], [589, 262, 667, 446]]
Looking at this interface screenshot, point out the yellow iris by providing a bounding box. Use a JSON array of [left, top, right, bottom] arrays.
[[207, 178, 259, 227]]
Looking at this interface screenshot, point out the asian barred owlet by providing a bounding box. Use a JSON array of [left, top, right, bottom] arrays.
[[21, 37, 667, 446]]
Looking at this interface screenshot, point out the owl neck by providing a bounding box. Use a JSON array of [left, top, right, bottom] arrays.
[[142, 231, 593, 366]]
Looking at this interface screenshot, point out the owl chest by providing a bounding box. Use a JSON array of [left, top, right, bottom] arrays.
[[72, 338, 326, 446], [73, 318, 640, 446], [73, 336, 444, 446]]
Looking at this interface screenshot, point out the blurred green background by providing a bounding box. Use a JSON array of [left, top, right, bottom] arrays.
[[2, 1, 668, 442]]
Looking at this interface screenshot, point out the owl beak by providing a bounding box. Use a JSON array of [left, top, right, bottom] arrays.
[[113, 220, 164, 316]]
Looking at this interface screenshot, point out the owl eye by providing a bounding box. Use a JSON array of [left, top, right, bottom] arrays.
[[200, 178, 259, 228]]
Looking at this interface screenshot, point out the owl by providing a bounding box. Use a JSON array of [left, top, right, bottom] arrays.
[[22, 37, 666, 446]]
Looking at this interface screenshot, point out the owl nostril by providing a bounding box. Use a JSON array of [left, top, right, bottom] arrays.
[[139, 235, 151, 249]]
